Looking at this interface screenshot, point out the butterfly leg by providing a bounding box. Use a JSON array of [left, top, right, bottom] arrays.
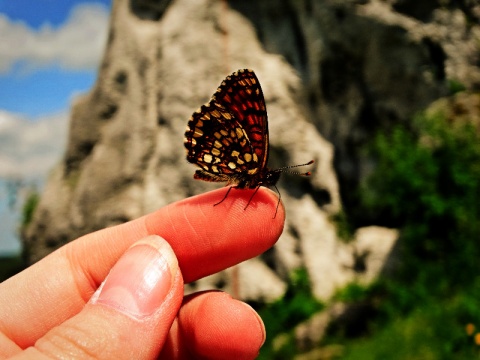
[[272, 184, 281, 219], [244, 186, 261, 211], [214, 186, 234, 206], [244, 185, 281, 218]]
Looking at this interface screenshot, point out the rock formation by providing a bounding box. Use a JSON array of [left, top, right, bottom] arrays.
[[22, 0, 479, 306]]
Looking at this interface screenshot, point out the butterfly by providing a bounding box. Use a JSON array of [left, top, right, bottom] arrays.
[[184, 69, 313, 216]]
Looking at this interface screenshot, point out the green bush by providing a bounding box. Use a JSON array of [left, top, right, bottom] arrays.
[[256, 268, 324, 359], [341, 280, 480, 359], [335, 110, 480, 358], [360, 112, 480, 290], [447, 79, 467, 95], [257, 108, 480, 358], [21, 191, 40, 228], [334, 282, 371, 303]]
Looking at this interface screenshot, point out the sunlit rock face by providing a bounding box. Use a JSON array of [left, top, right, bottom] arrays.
[[23, 0, 479, 303]]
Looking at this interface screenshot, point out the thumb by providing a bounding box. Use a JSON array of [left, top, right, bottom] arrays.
[[17, 235, 183, 359]]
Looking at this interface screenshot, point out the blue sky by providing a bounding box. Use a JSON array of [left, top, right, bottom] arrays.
[[0, 0, 111, 117], [0, 0, 106, 28], [0, 0, 111, 254]]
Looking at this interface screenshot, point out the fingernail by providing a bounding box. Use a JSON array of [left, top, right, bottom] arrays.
[[91, 235, 178, 318]]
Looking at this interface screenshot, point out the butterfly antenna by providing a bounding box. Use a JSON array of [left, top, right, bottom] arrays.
[[275, 160, 314, 176]]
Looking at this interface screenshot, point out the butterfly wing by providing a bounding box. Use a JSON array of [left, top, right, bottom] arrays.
[[184, 69, 269, 186]]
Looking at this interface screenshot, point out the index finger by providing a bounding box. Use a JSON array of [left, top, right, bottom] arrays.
[[80, 186, 284, 284], [0, 187, 284, 348]]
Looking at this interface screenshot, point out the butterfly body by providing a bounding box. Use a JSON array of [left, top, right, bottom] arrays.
[[192, 166, 282, 189]]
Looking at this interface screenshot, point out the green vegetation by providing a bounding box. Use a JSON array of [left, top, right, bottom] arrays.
[[339, 110, 480, 358], [360, 111, 480, 289], [21, 190, 40, 228], [333, 282, 372, 304], [258, 108, 480, 358], [340, 281, 480, 359], [0, 189, 38, 282], [256, 268, 324, 359], [447, 79, 467, 95], [331, 210, 355, 242]]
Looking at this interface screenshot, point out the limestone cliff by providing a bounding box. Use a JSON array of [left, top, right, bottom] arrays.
[[22, 0, 479, 302]]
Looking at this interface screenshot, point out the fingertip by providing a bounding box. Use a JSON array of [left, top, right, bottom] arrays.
[[182, 186, 285, 248], [180, 291, 265, 359], [145, 187, 285, 282], [179, 186, 285, 225], [261, 187, 286, 222], [235, 299, 266, 348]]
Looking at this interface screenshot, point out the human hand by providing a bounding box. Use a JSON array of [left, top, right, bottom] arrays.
[[0, 188, 284, 359]]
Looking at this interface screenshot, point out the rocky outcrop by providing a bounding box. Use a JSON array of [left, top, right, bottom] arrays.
[[230, 0, 480, 221], [23, 0, 479, 303]]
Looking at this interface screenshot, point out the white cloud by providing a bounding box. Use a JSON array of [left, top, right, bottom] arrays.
[[0, 3, 109, 73], [0, 110, 68, 178], [0, 110, 69, 254]]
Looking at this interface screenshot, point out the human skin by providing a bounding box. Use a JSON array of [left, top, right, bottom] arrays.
[[0, 187, 284, 359]]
